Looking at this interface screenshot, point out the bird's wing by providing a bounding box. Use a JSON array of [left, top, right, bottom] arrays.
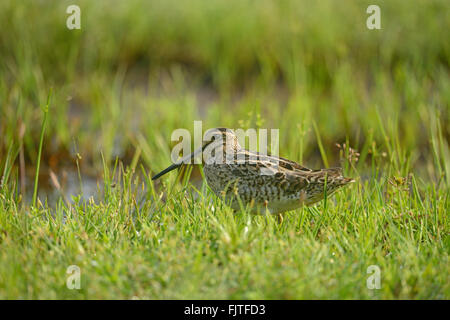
[[274, 155, 316, 172], [231, 150, 309, 192]]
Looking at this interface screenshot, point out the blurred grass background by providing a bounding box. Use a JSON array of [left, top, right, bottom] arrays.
[[0, 0, 448, 187], [0, 0, 448, 300]]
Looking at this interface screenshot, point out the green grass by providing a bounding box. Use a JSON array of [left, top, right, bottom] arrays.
[[0, 163, 448, 299], [0, 0, 449, 299]]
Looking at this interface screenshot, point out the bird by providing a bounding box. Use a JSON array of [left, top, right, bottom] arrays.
[[152, 128, 354, 215]]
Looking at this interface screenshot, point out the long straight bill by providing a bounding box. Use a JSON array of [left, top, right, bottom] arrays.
[[151, 146, 203, 180]]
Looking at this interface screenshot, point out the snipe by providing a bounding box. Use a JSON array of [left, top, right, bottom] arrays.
[[152, 128, 354, 214]]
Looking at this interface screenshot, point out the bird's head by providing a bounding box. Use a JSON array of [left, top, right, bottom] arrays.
[[151, 128, 240, 180]]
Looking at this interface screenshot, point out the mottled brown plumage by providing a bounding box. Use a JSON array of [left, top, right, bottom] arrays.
[[152, 128, 354, 214]]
